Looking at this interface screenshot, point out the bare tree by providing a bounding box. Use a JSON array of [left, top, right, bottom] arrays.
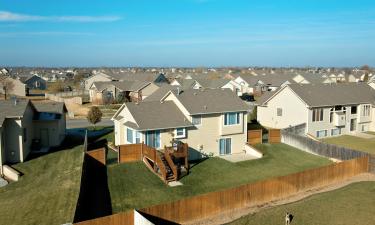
[[0, 77, 15, 100], [87, 106, 103, 129]]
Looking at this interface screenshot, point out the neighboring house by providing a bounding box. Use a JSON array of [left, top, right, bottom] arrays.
[[19, 75, 47, 90], [0, 100, 67, 174], [110, 72, 169, 84], [112, 89, 250, 159], [85, 72, 168, 90], [0, 76, 27, 97], [257, 83, 375, 138], [89, 81, 159, 104], [84, 72, 113, 90]]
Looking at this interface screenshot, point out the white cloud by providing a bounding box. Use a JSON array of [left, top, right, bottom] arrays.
[[0, 11, 122, 22]]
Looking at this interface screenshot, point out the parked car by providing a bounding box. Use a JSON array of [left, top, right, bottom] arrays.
[[240, 94, 255, 102]]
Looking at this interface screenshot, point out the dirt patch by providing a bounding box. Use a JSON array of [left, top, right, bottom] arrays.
[[65, 102, 89, 117], [186, 173, 375, 225]]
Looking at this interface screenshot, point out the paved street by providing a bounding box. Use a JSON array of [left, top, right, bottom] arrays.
[[67, 118, 113, 129]]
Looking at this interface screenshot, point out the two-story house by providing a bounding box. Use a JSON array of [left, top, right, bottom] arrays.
[[112, 89, 250, 159], [0, 100, 67, 175], [257, 83, 375, 138]]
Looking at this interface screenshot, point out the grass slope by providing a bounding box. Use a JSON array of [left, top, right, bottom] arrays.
[[108, 143, 331, 213], [0, 146, 84, 225], [323, 135, 375, 154], [228, 181, 375, 225]]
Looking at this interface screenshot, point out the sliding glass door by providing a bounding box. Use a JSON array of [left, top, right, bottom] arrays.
[[219, 138, 231, 155], [145, 130, 161, 149]]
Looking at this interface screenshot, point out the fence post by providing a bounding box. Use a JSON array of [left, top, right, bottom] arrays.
[[141, 142, 144, 161], [118, 146, 120, 164]]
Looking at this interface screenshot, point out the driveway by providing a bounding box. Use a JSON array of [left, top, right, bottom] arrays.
[[67, 118, 113, 129]]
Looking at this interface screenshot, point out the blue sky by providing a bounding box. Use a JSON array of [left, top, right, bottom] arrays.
[[0, 0, 375, 67]]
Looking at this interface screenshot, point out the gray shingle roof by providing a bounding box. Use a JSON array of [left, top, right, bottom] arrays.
[[171, 89, 250, 115], [124, 101, 193, 130], [284, 83, 375, 107], [32, 101, 67, 114], [92, 81, 149, 92], [143, 84, 178, 102], [0, 100, 30, 126]]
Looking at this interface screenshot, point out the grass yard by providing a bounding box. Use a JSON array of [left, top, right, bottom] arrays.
[[0, 146, 84, 225], [228, 181, 375, 225], [323, 135, 375, 154], [107, 143, 331, 213]]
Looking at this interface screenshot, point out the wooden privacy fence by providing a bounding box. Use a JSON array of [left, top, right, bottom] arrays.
[[247, 129, 262, 145], [139, 157, 369, 224], [74, 157, 370, 225], [118, 144, 143, 163], [86, 148, 106, 165], [268, 129, 281, 143]]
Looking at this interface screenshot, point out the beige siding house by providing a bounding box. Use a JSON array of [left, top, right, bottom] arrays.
[[0, 100, 67, 175], [112, 89, 250, 160], [257, 83, 375, 138]]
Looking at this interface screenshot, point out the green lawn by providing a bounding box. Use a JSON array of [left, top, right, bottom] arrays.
[[107, 143, 331, 213], [0, 146, 84, 225], [323, 135, 375, 154], [228, 181, 375, 225]]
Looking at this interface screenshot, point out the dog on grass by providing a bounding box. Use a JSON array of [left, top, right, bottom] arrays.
[[285, 212, 294, 225]]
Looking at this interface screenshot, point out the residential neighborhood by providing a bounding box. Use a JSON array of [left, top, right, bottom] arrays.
[[1, 1, 375, 225]]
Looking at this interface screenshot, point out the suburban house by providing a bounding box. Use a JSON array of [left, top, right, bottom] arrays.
[[85, 72, 168, 90], [0, 76, 27, 97], [84, 72, 113, 90], [257, 83, 375, 138], [89, 81, 159, 104], [112, 89, 250, 159], [0, 100, 67, 174], [18, 74, 47, 91]]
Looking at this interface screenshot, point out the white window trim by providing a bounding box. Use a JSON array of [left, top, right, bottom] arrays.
[[223, 112, 241, 126], [126, 128, 134, 144], [174, 128, 186, 139], [316, 129, 328, 138], [192, 115, 202, 126], [135, 131, 142, 144], [219, 137, 232, 155]]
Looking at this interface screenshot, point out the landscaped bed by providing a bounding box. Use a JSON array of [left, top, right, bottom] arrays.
[[107, 143, 332, 213], [323, 134, 375, 154], [0, 145, 84, 225], [227, 181, 375, 225]]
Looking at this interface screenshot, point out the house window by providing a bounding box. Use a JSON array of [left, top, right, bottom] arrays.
[[312, 108, 324, 122], [277, 108, 282, 117], [219, 138, 231, 155], [175, 128, 186, 139], [135, 131, 141, 144], [351, 106, 357, 114], [127, 128, 133, 144], [145, 130, 161, 148], [224, 113, 240, 125], [362, 105, 370, 117], [23, 128, 27, 142], [316, 130, 327, 138], [331, 128, 341, 136], [330, 108, 334, 123], [192, 115, 202, 125]]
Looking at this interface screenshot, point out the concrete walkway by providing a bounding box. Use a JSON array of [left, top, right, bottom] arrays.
[[219, 153, 259, 163]]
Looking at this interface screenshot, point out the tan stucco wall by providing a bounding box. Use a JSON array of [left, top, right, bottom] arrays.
[[141, 83, 159, 99], [257, 87, 308, 129]]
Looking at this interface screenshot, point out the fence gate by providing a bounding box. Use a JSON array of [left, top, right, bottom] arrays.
[[268, 129, 281, 144], [248, 130, 262, 145]]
